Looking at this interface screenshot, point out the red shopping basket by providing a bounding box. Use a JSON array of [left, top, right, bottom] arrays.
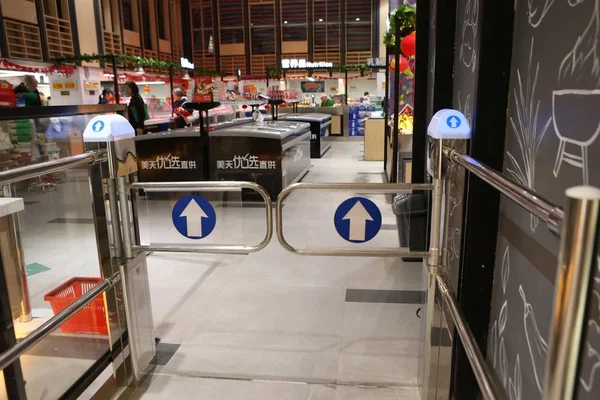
[[44, 277, 108, 335]]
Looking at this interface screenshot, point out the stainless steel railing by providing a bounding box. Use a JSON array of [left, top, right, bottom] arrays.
[[0, 274, 119, 371], [443, 146, 564, 235], [0, 150, 107, 186], [439, 144, 599, 400], [0, 150, 112, 373], [128, 181, 273, 255]]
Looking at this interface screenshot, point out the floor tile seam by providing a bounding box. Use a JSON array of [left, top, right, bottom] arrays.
[[173, 342, 343, 355], [140, 369, 421, 390]]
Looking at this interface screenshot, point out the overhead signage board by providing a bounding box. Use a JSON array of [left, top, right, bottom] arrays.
[[300, 81, 325, 93], [367, 57, 387, 67], [180, 57, 195, 69], [281, 59, 334, 69]]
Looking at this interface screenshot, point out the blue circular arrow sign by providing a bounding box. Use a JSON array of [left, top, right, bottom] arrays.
[[172, 195, 216, 239], [446, 115, 461, 129], [92, 120, 105, 132], [334, 197, 382, 243]]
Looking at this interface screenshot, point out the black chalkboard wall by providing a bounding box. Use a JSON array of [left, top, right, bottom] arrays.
[[488, 1, 600, 398], [435, 0, 600, 398]]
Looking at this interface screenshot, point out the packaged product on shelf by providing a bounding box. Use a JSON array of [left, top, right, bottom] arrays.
[[193, 77, 213, 102], [0, 80, 16, 108], [213, 81, 227, 102]]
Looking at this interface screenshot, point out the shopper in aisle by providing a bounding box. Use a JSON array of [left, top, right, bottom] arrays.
[[172, 88, 190, 129], [98, 89, 114, 104], [14, 75, 42, 106], [320, 95, 334, 107], [124, 81, 148, 134]]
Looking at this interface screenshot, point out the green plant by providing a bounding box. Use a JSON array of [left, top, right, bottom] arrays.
[[384, 6, 416, 48]]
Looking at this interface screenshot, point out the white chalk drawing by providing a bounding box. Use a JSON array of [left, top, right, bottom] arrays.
[[559, 0, 600, 86], [490, 320, 498, 368], [506, 37, 552, 233], [581, 343, 600, 392], [502, 246, 510, 295], [596, 255, 600, 285], [499, 300, 508, 335], [460, 0, 479, 72], [527, 0, 556, 27], [500, 336, 508, 386], [449, 227, 461, 264], [569, 0, 592, 6], [554, 1, 600, 185], [509, 354, 523, 400], [589, 290, 600, 335], [519, 285, 548, 393], [458, 90, 473, 126]]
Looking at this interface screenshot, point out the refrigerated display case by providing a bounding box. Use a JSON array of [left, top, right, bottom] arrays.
[[209, 121, 311, 200], [281, 113, 332, 158]]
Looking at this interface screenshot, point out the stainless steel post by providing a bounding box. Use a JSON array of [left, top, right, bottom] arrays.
[[2, 184, 31, 323], [9, 213, 31, 323], [428, 138, 444, 270], [107, 179, 123, 258], [117, 176, 134, 259], [544, 186, 600, 400]]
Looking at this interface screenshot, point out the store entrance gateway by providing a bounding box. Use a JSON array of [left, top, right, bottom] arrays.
[[72, 110, 464, 398], [127, 179, 434, 395]]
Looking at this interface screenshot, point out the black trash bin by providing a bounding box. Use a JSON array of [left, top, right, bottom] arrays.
[[392, 193, 428, 261]]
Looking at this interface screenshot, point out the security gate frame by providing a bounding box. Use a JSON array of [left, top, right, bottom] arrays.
[[0, 110, 597, 400]]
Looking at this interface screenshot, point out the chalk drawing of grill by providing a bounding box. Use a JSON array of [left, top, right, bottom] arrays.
[[552, 89, 600, 185]]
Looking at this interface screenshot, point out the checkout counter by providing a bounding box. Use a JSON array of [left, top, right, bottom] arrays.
[[209, 121, 311, 200]]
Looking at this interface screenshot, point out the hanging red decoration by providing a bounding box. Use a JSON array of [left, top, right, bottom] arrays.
[[389, 56, 410, 73], [281, 102, 287, 108], [0, 59, 75, 77], [265, 104, 270, 110], [242, 104, 248, 109], [401, 32, 416, 57]]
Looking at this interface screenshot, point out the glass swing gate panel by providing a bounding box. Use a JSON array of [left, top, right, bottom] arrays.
[[276, 183, 432, 257], [131, 182, 272, 253]]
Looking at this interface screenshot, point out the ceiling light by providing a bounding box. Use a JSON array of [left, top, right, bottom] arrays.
[[284, 20, 288, 24], [0, 71, 28, 78], [208, 34, 215, 54], [355, 17, 360, 21], [133, 65, 145, 75], [318, 18, 323, 22]]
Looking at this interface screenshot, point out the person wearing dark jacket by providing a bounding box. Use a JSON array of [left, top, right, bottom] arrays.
[[98, 89, 114, 104], [124, 81, 146, 134], [14, 75, 42, 106]]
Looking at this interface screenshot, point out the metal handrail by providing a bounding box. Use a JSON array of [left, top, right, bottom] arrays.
[[128, 181, 273, 254], [0, 274, 119, 371], [0, 150, 107, 186], [444, 146, 564, 235], [276, 182, 433, 257], [436, 273, 508, 400], [443, 146, 600, 400]]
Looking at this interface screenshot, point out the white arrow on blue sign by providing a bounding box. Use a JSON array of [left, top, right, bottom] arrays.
[[92, 120, 105, 132], [172, 195, 216, 239], [446, 115, 461, 129], [334, 197, 382, 243]]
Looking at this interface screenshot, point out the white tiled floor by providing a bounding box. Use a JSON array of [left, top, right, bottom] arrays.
[[12, 140, 424, 400]]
